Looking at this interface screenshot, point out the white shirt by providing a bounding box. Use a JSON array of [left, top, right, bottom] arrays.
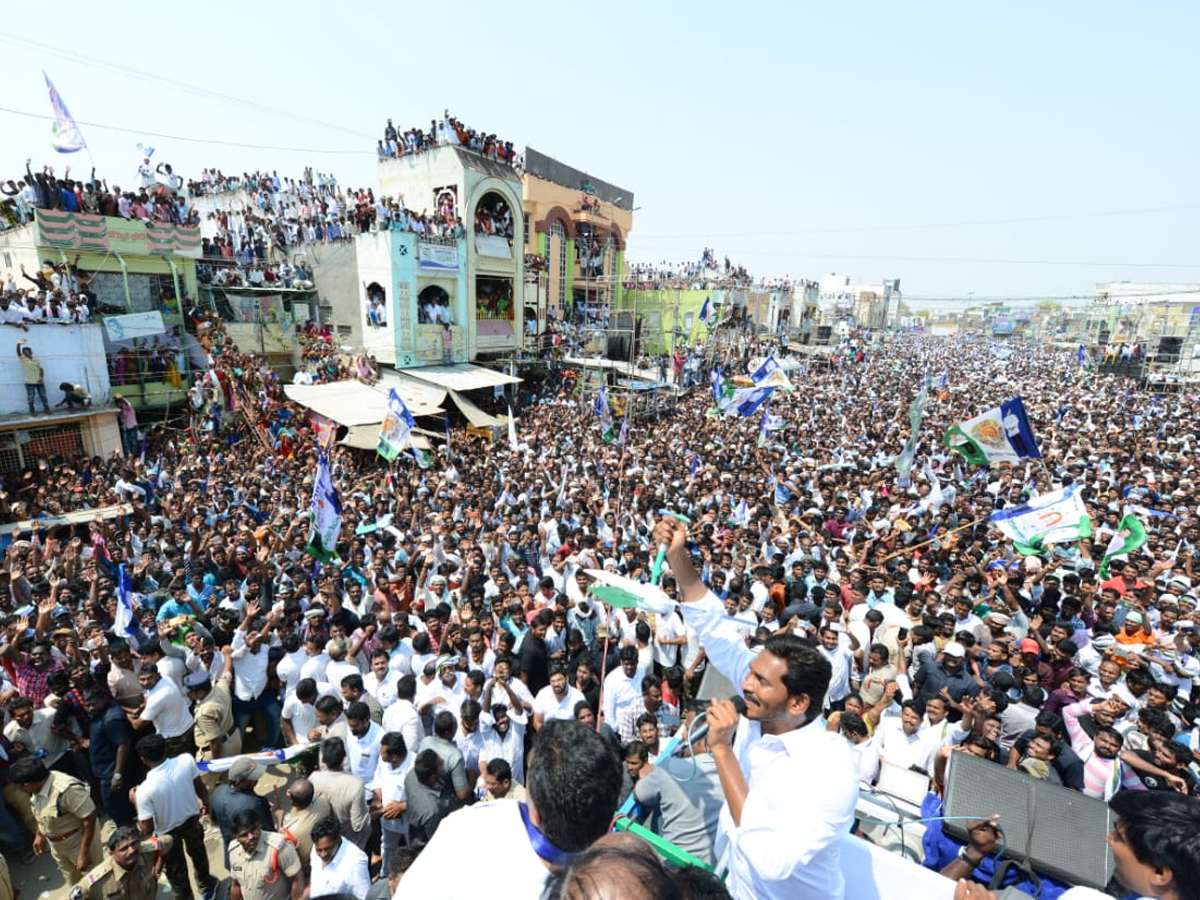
[[679, 590, 859, 900], [373, 752, 413, 836], [282, 695, 318, 747], [653, 611, 685, 669], [394, 801, 551, 900], [478, 709, 528, 785], [276, 649, 307, 698], [137, 754, 201, 832], [818, 641, 856, 704], [309, 836, 370, 898], [601, 667, 644, 725], [381, 699, 424, 752], [230, 631, 270, 700], [532, 685, 585, 724], [850, 737, 882, 784], [346, 722, 383, 792], [325, 659, 361, 690], [141, 677, 194, 739], [876, 718, 940, 773], [365, 669, 399, 709]]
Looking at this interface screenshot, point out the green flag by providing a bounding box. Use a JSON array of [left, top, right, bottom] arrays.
[[1098, 512, 1147, 579], [412, 446, 432, 469]]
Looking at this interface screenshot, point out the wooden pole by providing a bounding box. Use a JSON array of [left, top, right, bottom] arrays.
[[876, 516, 988, 564]]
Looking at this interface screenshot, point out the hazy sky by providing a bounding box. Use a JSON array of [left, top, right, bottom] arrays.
[[2, 1, 1198, 304]]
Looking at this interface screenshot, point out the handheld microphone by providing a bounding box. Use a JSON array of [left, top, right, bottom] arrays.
[[682, 696, 747, 748]]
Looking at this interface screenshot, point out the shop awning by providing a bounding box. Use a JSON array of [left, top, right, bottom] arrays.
[[400, 363, 521, 392], [449, 391, 510, 429], [284, 379, 445, 426], [339, 425, 432, 452]]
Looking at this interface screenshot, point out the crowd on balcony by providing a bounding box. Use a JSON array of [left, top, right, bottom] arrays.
[[626, 250, 753, 290], [474, 195, 514, 240], [476, 278, 514, 320], [200, 169, 467, 259], [0, 256, 96, 327], [105, 339, 186, 388], [379, 110, 521, 168], [0, 158, 199, 230]]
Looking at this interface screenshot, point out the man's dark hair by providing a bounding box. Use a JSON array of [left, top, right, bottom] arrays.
[[314, 695, 342, 717], [433, 710, 456, 739], [985, 689, 1010, 715], [345, 701, 370, 722], [840, 711, 869, 738], [541, 843, 684, 900], [619, 645, 638, 663], [380, 731, 407, 760], [8, 756, 48, 784], [320, 737, 347, 770], [106, 824, 141, 852], [486, 757, 512, 783], [413, 748, 440, 783], [1109, 791, 1200, 900], [671, 864, 733, 900], [341, 673, 364, 693], [641, 673, 663, 695], [526, 720, 622, 853], [1035, 711, 1065, 736], [388, 847, 418, 880], [762, 633, 830, 721], [136, 733, 166, 764], [231, 808, 261, 834], [295, 678, 318, 703], [396, 674, 417, 702], [310, 815, 341, 844], [1021, 685, 1044, 709]]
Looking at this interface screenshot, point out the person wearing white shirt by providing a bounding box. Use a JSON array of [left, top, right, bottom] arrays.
[[841, 713, 881, 784], [658, 517, 859, 900], [381, 675, 425, 752], [365, 649, 400, 709], [601, 647, 644, 726], [877, 701, 941, 774], [344, 703, 383, 799], [309, 815, 370, 898], [373, 731, 413, 862], [532, 667, 585, 730], [817, 625, 859, 710], [396, 719, 623, 900], [653, 606, 687, 671], [479, 676, 529, 784], [132, 663, 194, 750]]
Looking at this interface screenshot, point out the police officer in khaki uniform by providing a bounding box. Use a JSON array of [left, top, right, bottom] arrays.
[[73, 825, 172, 900], [185, 669, 241, 785], [9, 756, 102, 887], [228, 809, 305, 900]]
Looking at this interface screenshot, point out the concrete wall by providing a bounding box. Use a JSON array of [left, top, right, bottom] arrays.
[[297, 240, 363, 347], [0, 325, 113, 413]]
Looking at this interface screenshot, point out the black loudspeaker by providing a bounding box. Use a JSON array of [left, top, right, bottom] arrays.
[[942, 751, 1113, 889], [607, 335, 629, 359], [1157, 336, 1183, 363]]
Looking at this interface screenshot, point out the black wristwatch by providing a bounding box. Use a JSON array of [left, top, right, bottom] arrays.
[[958, 846, 982, 866]]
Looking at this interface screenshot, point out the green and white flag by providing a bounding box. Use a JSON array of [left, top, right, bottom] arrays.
[[412, 445, 432, 469], [595, 384, 615, 444], [895, 388, 928, 485], [989, 483, 1092, 555], [377, 389, 415, 460], [944, 396, 1041, 467], [306, 454, 342, 563], [1098, 511, 1148, 578]]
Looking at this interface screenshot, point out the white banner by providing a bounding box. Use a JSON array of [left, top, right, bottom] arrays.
[[104, 311, 166, 341], [417, 242, 460, 270]]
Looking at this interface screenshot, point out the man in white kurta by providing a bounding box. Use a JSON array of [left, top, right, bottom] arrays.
[[658, 517, 860, 900]]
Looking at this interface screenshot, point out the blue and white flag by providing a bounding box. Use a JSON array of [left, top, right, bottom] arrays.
[[306, 454, 343, 563], [751, 355, 792, 390], [507, 405, 519, 452], [944, 396, 1042, 466], [758, 406, 770, 447], [377, 389, 416, 459], [1077, 344, 1090, 366], [1127, 503, 1179, 521], [710, 366, 723, 404], [114, 563, 137, 638], [595, 385, 615, 443], [721, 386, 775, 418], [934, 371, 949, 388], [197, 742, 318, 773], [698, 296, 712, 324], [729, 498, 749, 527], [44, 72, 86, 154], [689, 453, 699, 481]]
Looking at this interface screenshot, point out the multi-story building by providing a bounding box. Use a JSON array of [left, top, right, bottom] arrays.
[[521, 148, 634, 336]]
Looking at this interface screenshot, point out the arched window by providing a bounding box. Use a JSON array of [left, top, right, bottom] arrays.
[[475, 191, 514, 239], [418, 285, 451, 325]]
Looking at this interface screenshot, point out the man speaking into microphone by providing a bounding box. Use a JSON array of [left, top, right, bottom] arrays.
[[653, 516, 859, 900]]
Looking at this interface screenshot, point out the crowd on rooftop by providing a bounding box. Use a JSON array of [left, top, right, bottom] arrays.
[[379, 111, 521, 168]]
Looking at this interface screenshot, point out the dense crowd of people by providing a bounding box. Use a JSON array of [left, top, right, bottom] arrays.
[[0, 158, 197, 230], [198, 167, 468, 258], [0, 321, 1196, 900], [379, 111, 521, 168]]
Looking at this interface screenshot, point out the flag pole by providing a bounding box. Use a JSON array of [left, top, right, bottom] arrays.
[[876, 516, 988, 564]]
